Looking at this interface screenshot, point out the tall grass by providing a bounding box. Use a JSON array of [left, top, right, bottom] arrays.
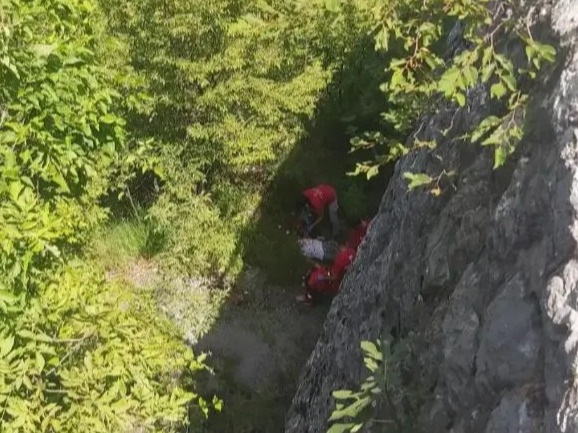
[[89, 219, 166, 270]]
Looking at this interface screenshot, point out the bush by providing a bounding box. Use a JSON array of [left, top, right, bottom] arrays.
[[99, 0, 379, 280], [0, 1, 210, 430], [0, 263, 211, 433]]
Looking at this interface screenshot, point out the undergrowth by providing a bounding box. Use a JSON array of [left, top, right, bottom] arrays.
[[89, 218, 165, 271]]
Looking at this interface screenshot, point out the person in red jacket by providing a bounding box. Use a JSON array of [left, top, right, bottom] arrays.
[[330, 246, 357, 286], [296, 265, 334, 304], [296, 246, 357, 305], [346, 219, 371, 251], [300, 184, 339, 237]]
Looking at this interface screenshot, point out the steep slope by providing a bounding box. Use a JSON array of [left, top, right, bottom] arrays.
[[286, 1, 578, 432]]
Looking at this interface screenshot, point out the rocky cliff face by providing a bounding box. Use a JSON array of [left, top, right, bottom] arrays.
[[285, 1, 578, 432]]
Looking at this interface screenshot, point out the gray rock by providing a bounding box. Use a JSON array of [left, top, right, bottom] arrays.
[[441, 265, 481, 412], [285, 1, 578, 433], [484, 392, 542, 433], [475, 273, 542, 391]]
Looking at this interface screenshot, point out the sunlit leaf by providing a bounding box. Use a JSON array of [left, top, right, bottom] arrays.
[[327, 423, 356, 433], [333, 390, 354, 400], [325, 0, 340, 13], [0, 336, 15, 357], [36, 352, 45, 372], [490, 82, 507, 99], [403, 172, 433, 190], [360, 341, 382, 361]]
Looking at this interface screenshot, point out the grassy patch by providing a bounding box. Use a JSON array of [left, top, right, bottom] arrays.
[[88, 218, 166, 271], [154, 279, 229, 341]]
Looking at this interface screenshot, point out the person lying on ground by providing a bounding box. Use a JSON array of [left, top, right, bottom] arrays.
[[296, 217, 371, 262], [299, 184, 339, 237], [298, 237, 340, 262], [296, 245, 357, 305]]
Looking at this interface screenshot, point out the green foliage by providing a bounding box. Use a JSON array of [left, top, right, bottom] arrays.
[[0, 0, 212, 431], [0, 264, 214, 433], [99, 0, 379, 279], [337, 181, 371, 222], [403, 172, 434, 190], [149, 191, 241, 277], [403, 169, 456, 196], [327, 338, 411, 433], [347, 0, 557, 190], [0, 0, 126, 293]]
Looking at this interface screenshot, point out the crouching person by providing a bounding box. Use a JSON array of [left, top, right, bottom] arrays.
[[296, 246, 357, 305], [295, 265, 335, 304], [345, 218, 371, 250], [298, 184, 339, 238], [330, 246, 357, 286]]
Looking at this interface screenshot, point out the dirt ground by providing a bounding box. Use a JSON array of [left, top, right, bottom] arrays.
[[194, 268, 328, 433], [110, 262, 329, 433]]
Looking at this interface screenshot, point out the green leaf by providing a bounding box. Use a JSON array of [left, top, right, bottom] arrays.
[[502, 74, 516, 92], [51, 171, 70, 192], [494, 146, 508, 168], [375, 29, 389, 51], [471, 116, 501, 142], [333, 390, 354, 400], [0, 290, 18, 305], [482, 47, 493, 66], [482, 130, 503, 146], [327, 423, 356, 433], [325, 0, 340, 13], [0, 56, 20, 78], [438, 67, 460, 97], [329, 396, 371, 421], [8, 182, 23, 202], [403, 172, 433, 190], [361, 341, 382, 361], [366, 165, 379, 179], [455, 92, 466, 107], [36, 352, 45, 372], [101, 114, 117, 124], [0, 131, 18, 143], [490, 82, 507, 99], [536, 43, 556, 63], [364, 357, 379, 372], [525, 44, 534, 63], [0, 336, 15, 357], [84, 352, 93, 375], [463, 66, 478, 86], [494, 54, 514, 74], [481, 63, 496, 82], [63, 56, 84, 66], [17, 330, 52, 342], [424, 54, 438, 69], [390, 69, 404, 89], [213, 396, 223, 412]]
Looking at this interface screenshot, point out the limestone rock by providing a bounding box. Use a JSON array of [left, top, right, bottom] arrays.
[[285, 1, 578, 432]]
